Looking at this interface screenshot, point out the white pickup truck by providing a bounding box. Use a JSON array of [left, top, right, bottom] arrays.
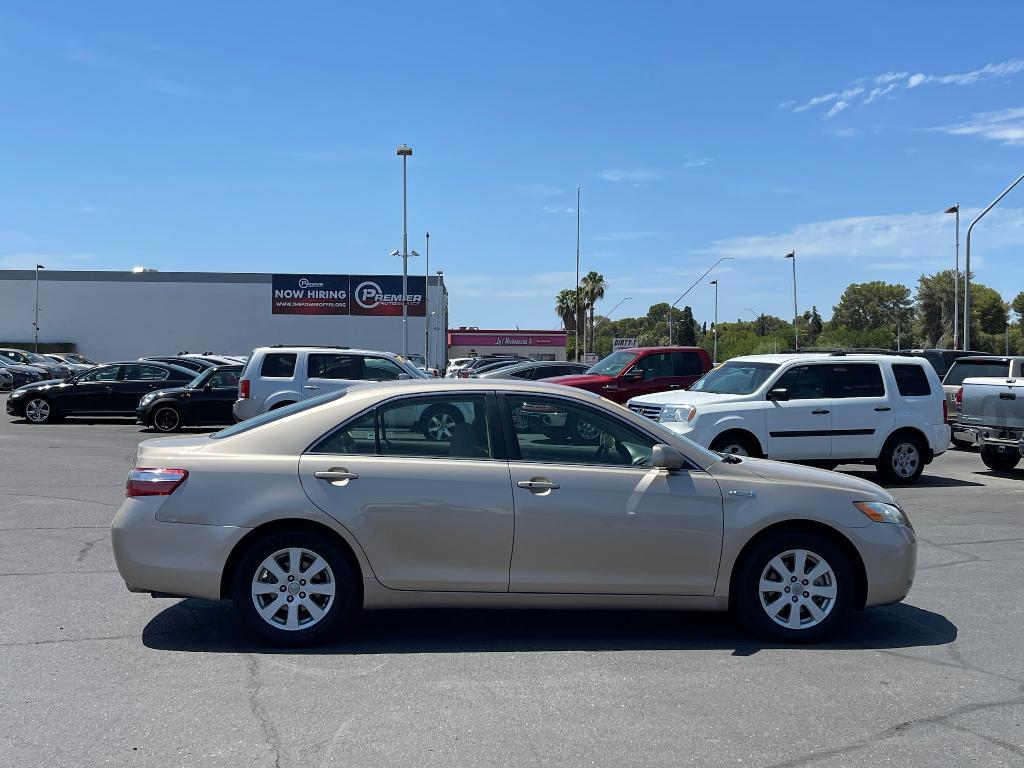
[[958, 376, 1024, 471]]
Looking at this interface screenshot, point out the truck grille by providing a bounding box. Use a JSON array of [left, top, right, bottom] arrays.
[[629, 403, 662, 420]]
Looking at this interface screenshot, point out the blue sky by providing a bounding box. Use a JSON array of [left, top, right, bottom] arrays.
[[2, 2, 1023, 330]]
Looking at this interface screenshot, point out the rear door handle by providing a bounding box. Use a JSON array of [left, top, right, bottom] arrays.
[[314, 470, 359, 482], [304, 384, 320, 390], [811, 409, 830, 415], [517, 480, 560, 491], [999, 392, 1016, 400], [874, 406, 892, 411]]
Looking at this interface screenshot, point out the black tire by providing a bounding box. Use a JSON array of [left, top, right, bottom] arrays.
[[566, 414, 601, 445], [734, 530, 852, 643], [980, 446, 1020, 472], [875, 434, 925, 485], [950, 436, 974, 450], [22, 396, 56, 424], [420, 404, 464, 441], [231, 530, 359, 646], [710, 432, 761, 458], [151, 405, 183, 433]]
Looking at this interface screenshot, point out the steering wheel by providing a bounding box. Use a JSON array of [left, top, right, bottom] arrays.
[[632, 454, 651, 467], [595, 440, 633, 465]]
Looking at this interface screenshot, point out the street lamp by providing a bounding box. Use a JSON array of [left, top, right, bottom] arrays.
[[709, 280, 719, 364], [575, 186, 581, 361], [784, 251, 798, 350], [33, 264, 45, 352], [435, 270, 445, 369], [592, 297, 632, 331], [396, 143, 413, 357], [944, 204, 960, 349], [424, 232, 430, 364], [964, 171, 1024, 351], [667, 257, 733, 344]]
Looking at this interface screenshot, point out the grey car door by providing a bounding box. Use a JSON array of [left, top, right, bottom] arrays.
[[299, 393, 515, 592], [501, 393, 724, 595]]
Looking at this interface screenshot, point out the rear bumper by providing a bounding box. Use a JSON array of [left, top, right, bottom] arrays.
[[111, 498, 247, 601], [232, 398, 262, 422]]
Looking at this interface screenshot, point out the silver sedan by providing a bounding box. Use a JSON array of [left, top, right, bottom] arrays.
[[111, 379, 916, 646]]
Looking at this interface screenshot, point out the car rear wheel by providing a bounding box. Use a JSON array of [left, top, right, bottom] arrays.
[[876, 435, 925, 484], [152, 405, 182, 433], [421, 405, 463, 441], [231, 531, 358, 646], [24, 397, 55, 424], [735, 531, 851, 643], [980, 446, 1020, 472]]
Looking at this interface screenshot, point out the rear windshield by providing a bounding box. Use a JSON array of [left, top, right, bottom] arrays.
[[211, 391, 345, 439], [260, 353, 297, 377], [944, 359, 1008, 386], [892, 364, 932, 396]]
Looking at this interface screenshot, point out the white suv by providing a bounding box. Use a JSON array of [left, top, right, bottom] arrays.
[[234, 346, 427, 421], [628, 353, 950, 484]]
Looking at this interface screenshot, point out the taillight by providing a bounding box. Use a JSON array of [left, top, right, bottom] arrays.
[[126, 468, 188, 498], [240, 379, 250, 398], [943, 398, 948, 422], [955, 386, 963, 414]]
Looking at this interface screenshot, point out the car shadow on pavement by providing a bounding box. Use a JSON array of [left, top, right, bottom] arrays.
[[142, 600, 956, 656], [837, 469, 985, 489]]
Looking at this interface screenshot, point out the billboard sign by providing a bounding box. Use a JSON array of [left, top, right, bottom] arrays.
[[271, 274, 424, 316], [613, 337, 639, 350], [272, 274, 349, 315]]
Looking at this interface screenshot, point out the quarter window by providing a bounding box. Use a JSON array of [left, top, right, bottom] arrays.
[[828, 364, 884, 398], [506, 395, 656, 467], [772, 365, 827, 400], [261, 353, 297, 378], [892, 364, 932, 396]]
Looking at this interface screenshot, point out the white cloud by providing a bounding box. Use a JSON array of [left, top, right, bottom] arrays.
[[684, 157, 712, 168], [591, 231, 661, 242], [697, 207, 1024, 264], [784, 59, 1024, 117], [540, 205, 576, 215], [930, 107, 1024, 145], [599, 168, 661, 183]]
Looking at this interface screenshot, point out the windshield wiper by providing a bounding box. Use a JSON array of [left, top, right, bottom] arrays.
[[717, 453, 743, 464]]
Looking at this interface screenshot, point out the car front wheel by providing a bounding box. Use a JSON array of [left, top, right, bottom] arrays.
[[24, 397, 56, 424], [231, 531, 358, 646], [735, 531, 852, 643], [151, 405, 182, 433]]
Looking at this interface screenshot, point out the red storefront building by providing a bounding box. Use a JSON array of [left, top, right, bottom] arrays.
[[446, 328, 568, 362]]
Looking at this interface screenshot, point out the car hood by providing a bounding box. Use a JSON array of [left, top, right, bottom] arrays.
[[715, 456, 895, 503], [14, 378, 67, 392], [630, 389, 744, 406], [543, 374, 609, 387], [145, 386, 188, 400]]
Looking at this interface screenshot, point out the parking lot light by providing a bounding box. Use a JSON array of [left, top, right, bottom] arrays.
[[784, 251, 797, 350]]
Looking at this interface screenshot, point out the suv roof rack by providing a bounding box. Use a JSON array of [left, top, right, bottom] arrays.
[[267, 344, 351, 349]]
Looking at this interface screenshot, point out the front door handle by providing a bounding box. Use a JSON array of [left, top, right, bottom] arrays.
[[811, 409, 830, 415], [314, 469, 359, 483], [517, 480, 560, 491], [304, 384, 321, 391], [874, 406, 892, 411]]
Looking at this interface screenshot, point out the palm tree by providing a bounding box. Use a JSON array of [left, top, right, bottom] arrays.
[[555, 289, 579, 332], [580, 271, 607, 354]]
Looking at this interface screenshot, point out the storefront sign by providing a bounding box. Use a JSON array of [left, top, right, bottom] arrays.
[[271, 274, 425, 316], [613, 337, 639, 350], [448, 332, 567, 347]]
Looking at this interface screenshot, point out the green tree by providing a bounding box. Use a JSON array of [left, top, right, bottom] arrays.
[[579, 271, 607, 354]]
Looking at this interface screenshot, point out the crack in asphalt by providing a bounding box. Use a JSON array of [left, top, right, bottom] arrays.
[[246, 654, 284, 768]]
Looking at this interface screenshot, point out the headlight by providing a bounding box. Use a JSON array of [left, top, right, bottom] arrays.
[[139, 393, 157, 405], [9, 388, 26, 399], [660, 404, 697, 423], [854, 501, 909, 526]]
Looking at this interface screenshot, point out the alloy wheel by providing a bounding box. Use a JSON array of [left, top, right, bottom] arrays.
[[758, 548, 837, 630], [427, 412, 457, 440], [719, 443, 750, 457], [890, 442, 920, 479], [25, 398, 50, 423], [575, 418, 600, 441], [251, 547, 336, 631], [511, 406, 529, 430], [153, 407, 180, 432]]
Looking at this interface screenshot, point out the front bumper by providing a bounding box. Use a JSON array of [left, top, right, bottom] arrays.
[[111, 498, 248, 601], [5, 395, 23, 416], [848, 521, 918, 607]]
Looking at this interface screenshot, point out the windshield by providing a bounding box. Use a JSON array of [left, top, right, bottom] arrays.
[[586, 350, 635, 376], [690, 361, 780, 394], [944, 359, 1010, 386], [25, 353, 52, 364], [66, 354, 96, 365], [212, 391, 346, 439]]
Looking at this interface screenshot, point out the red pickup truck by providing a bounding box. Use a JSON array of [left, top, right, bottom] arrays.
[[543, 346, 713, 404]]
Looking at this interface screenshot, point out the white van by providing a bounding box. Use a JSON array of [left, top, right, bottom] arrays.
[[628, 353, 949, 484], [233, 346, 427, 421]]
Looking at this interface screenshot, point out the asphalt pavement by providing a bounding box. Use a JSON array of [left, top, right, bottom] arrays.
[[1, 397, 1022, 767]]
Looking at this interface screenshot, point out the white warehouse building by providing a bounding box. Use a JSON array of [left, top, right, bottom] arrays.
[[0, 269, 449, 367]]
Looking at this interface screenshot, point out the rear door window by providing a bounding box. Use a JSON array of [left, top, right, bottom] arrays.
[[261, 353, 297, 378], [672, 351, 704, 376], [121, 364, 170, 381], [892, 364, 932, 396], [828, 363, 885, 398], [308, 354, 361, 380]]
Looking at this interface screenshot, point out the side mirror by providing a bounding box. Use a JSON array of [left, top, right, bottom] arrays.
[[651, 443, 685, 471], [767, 388, 790, 402], [397, 373, 411, 380], [203, 382, 214, 391], [623, 370, 644, 382]]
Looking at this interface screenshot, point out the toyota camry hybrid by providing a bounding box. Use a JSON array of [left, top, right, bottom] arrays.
[[111, 379, 916, 646]]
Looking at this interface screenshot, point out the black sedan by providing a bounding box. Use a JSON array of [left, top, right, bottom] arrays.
[[6, 361, 194, 424], [136, 365, 242, 432], [0, 359, 47, 388]]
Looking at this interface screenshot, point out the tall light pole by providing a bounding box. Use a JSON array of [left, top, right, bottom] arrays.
[[575, 186, 581, 362], [397, 143, 413, 357], [424, 231, 430, 365], [784, 251, 798, 350], [33, 264, 45, 352], [592, 297, 632, 332], [709, 279, 719, 364], [436, 270, 445, 369], [944, 204, 960, 349], [667, 257, 733, 344], [964, 171, 1024, 351]]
